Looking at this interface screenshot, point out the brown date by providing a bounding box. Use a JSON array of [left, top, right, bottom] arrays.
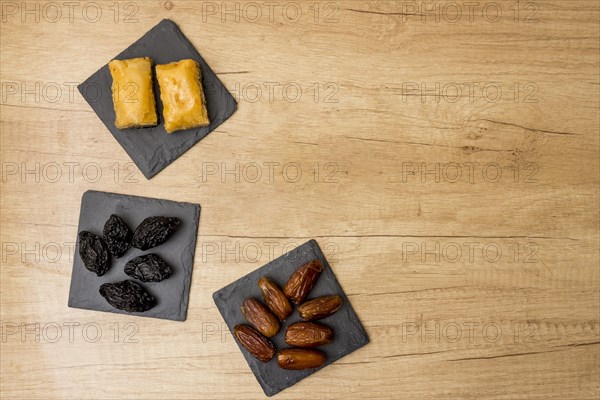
[[298, 295, 343, 321], [240, 298, 280, 337], [233, 324, 275, 362], [283, 259, 324, 304], [285, 322, 333, 347], [258, 277, 292, 321], [277, 348, 326, 370]]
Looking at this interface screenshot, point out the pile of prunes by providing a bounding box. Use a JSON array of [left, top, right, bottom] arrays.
[[78, 214, 180, 312]]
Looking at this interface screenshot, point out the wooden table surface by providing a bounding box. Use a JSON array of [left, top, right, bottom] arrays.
[[1, 1, 599, 399]]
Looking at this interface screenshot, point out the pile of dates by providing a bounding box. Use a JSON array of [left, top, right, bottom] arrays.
[[78, 214, 181, 312], [234, 259, 343, 370]]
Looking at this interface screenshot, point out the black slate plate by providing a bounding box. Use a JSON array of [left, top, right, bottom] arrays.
[[213, 240, 369, 397], [68, 190, 200, 321], [78, 19, 237, 179]]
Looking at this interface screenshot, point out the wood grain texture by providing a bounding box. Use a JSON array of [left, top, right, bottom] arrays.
[[1, 1, 598, 398]]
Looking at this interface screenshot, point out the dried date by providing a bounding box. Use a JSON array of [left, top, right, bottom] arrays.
[[234, 324, 276, 362], [103, 214, 133, 258], [78, 231, 110, 276], [132, 216, 181, 250], [258, 277, 292, 321], [99, 280, 156, 312], [124, 254, 173, 282], [298, 295, 343, 321], [277, 348, 326, 370], [240, 298, 280, 337], [283, 259, 324, 304], [285, 322, 333, 347]]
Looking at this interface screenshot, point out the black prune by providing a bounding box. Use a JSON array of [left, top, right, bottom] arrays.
[[103, 214, 133, 258], [78, 231, 110, 276], [99, 280, 156, 312], [131, 216, 181, 250], [124, 254, 173, 282]]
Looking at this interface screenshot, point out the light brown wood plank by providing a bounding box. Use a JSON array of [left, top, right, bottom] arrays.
[[1, 1, 598, 399]]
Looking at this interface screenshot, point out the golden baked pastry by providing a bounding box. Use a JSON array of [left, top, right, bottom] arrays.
[[155, 59, 210, 133], [108, 57, 158, 129]]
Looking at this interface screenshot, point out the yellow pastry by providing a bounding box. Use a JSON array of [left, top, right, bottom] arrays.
[[155, 59, 210, 133], [108, 57, 158, 129]]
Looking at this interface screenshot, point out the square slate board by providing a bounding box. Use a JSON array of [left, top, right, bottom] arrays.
[[78, 19, 237, 179], [213, 240, 369, 397], [68, 190, 200, 321]]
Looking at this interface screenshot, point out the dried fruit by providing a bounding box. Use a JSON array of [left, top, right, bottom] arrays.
[[124, 254, 173, 282], [283, 259, 324, 304], [285, 322, 333, 347], [78, 231, 110, 276], [277, 348, 326, 370], [240, 298, 280, 337], [99, 280, 156, 312], [258, 277, 292, 321], [103, 214, 133, 257], [234, 324, 276, 362], [298, 295, 343, 321], [131, 216, 180, 250]]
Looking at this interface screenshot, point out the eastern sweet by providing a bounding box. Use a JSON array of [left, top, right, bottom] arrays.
[[108, 57, 158, 129], [155, 59, 210, 133]]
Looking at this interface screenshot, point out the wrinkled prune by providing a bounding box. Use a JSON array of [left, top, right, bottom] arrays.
[[103, 214, 133, 258], [99, 280, 156, 312], [124, 254, 173, 282], [131, 216, 181, 250], [78, 231, 110, 276]]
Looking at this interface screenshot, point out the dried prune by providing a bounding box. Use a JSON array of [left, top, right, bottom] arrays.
[[78, 231, 110, 276], [103, 214, 133, 258], [131, 216, 181, 250], [124, 254, 173, 282], [99, 280, 156, 312]]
